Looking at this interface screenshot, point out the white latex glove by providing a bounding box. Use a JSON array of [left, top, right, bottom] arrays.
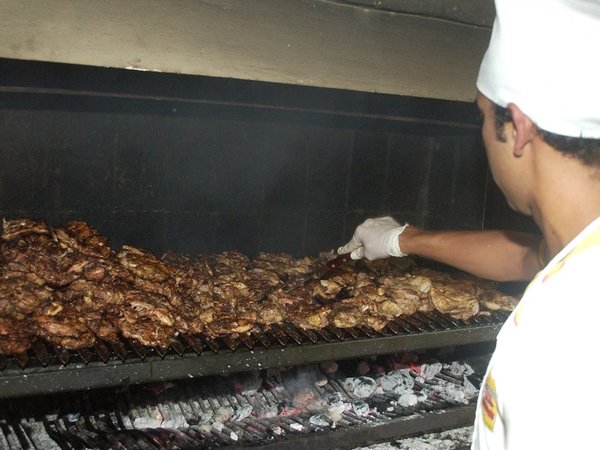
[[337, 216, 408, 260]]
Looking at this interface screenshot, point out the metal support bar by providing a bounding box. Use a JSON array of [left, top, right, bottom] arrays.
[[0, 324, 501, 398]]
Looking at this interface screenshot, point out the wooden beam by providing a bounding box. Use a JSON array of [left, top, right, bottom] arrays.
[[0, 0, 491, 101]]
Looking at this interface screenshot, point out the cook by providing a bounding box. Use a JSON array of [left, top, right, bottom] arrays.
[[338, 0, 600, 448]]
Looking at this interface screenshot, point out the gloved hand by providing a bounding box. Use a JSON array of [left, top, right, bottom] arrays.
[[337, 216, 409, 260]]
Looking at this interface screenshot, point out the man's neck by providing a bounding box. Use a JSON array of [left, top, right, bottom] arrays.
[[530, 142, 600, 257]]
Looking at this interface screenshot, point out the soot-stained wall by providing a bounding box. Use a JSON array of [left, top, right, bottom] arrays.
[[0, 60, 534, 258]]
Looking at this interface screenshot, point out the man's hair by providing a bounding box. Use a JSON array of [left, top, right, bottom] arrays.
[[494, 104, 600, 167]]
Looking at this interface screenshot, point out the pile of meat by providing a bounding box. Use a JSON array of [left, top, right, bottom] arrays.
[[0, 218, 518, 355]]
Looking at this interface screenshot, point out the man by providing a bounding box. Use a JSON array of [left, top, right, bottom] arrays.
[[338, 0, 600, 448]]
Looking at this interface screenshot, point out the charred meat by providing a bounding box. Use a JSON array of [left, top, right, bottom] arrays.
[[0, 218, 519, 355]]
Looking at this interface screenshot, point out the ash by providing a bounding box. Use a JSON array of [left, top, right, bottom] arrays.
[[353, 426, 473, 450], [1, 351, 483, 449]]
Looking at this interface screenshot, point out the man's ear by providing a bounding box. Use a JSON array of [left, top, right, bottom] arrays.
[[507, 103, 535, 157]]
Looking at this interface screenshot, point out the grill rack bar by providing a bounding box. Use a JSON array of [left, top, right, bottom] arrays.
[[0, 311, 508, 398], [1, 359, 480, 450]]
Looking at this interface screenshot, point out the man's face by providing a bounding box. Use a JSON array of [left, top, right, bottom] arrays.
[[476, 93, 530, 215]]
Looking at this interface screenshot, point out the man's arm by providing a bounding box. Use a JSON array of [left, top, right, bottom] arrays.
[[337, 217, 544, 282], [398, 227, 542, 282]]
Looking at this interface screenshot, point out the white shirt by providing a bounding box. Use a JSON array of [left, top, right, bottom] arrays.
[[472, 216, 600, 450]]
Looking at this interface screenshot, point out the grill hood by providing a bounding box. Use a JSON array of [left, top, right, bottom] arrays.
[[0, 0, 493, 102]]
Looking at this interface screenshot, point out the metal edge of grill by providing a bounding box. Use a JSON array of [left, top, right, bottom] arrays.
[[0, 311, 509, 398]]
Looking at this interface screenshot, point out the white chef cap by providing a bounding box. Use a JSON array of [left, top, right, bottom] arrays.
[[476, 0, 600, 138]]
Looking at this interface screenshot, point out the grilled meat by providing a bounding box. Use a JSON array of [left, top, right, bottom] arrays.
[[429, 285, 480, 320], [0, 269, 53, 316], [0, 218, 519, 355], [0, 316, 34, 355], [116, 291, 176, 347], [1, 218, 51, 241], [378, 277, 427, 316], [34, 303, 96, 350], [254, 296, 284, 326], [212, 251, 251, 276], [480, 289, 519, 312], [54, 221, 112, 258], [118, 245, 172, 282], [117, 317, 175, 348], [330, 299, 370, 328], [204, 316, 255, 338], [252, 252, 315, 279]]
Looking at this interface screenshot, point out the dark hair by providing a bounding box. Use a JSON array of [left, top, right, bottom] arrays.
[[494, 104, 512, 143], [494, 104, 600, 167]]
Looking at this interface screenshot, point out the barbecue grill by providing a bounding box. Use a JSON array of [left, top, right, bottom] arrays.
[[0, 1, 530, 448], [0, 310, 508, 398], [1, 347, 491, 450]]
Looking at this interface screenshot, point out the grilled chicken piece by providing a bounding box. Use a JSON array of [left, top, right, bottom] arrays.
[[2, 238, 83, 287], [117, 245, 172, 282], [401, 274, 433, 295], [101, 259, 135, 284], [255, 296, 284, 326], [122, 292, 175, 327], [480, 289, 519, 311], [289, 304, 330, 330], [212, 277, 251, 303], [118, 318, 175, 348], [10, 283, 52, 315], [411, 268, 484, 319], [58, 281, 122, 341], [168, 296, 207, 335], [116, 291, 176, 347], [246, 268, 282, 301], [212, 251, 251, 275], [365, 315, 389, 331], [34, 303, 96, 350], [312, 272, 357, 300], [53, 221, 112, 258], [0, 316, 35, 354], [162, 251, 212, 291], [1, 218, 51, 241], [377, 277, 424, 316], [81, 260, 107, 281], [203, 290, 258, 337], [252, 252, 300, 277], [0, 269, 53, 315], [371, 299, 405, 319], [284, 256, 317, 277], [120, 245, 178, 297], [62, 279, 128, 307], [271, 281, 331, 330], [204, 316, 255, 338], [83, 311, 119, 342], [248, 268, 281, 287], [313, 279, 345, 300], [429, 286, 480, 320], [330, 299, 369, 328], [363, 257, 415, 277]]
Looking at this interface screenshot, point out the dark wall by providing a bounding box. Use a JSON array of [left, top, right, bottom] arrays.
[[0, 60, 535, 258]]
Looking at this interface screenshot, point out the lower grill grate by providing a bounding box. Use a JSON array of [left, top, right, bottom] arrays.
[[0, 353, 484, 450]]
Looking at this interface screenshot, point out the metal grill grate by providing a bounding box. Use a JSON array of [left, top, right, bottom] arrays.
[[0, 311, 508, 398], [0, 358, 482, 450]]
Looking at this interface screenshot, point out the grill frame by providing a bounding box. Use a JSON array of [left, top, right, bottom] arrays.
[[0, 311, 507, 398]]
